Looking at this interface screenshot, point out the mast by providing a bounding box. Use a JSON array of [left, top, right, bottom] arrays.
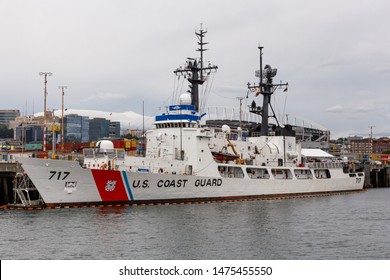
[[248, 46, 288, 136], [174, 26, 218, 112]]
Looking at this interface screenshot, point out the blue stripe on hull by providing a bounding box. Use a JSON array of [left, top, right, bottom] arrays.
[[121, 171, 134, 201]]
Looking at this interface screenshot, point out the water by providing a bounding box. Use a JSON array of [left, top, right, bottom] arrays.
[[1, 189, 390, 260]]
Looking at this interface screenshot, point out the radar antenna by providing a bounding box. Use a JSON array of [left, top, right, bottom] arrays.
[[174, 25, 218, 112], [248, 46, 288, 136]]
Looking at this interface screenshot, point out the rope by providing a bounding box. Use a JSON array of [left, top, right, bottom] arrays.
[[270, 86, 289, 125], [200, 75, 209, 109], [203, 73, 216, 109], [282, 90, 288, 123], [179, 76, 185, 98], [172, 75, 178, 104], [194, 158, 216, 174], [200, 73, 215, 110]]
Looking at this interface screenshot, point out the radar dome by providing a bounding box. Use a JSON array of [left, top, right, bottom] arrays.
[[96, 140, 114, 151], [179, 93, 192, 105], [222, 124, 231, 133]]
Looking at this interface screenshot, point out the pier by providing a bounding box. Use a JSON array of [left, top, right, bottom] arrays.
[[0, 162, 19, 206], [364, 165, 390, 188]]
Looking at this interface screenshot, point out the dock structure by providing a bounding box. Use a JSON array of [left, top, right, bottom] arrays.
[[0, 162, 19, 206], [365, 165, 390, 188]]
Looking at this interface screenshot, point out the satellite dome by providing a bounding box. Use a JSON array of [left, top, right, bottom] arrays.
[[96, 140, 114, 151], [222, 124, 231, 133], [179, 93, 192, 105]]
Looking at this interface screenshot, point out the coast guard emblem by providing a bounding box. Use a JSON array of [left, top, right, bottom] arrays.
[[105, 180, 117, 192]]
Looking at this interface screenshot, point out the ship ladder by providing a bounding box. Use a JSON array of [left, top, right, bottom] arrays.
[[15, 188, 29, 206], [13, 173, 36, 207]]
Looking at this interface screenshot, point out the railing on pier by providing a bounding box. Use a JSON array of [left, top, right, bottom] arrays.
[[83, 148, 125, 160]]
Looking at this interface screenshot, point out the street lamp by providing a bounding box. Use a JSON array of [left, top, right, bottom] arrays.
[[39, 72, 52, 152]]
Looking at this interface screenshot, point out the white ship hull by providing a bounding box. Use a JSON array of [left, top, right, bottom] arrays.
[[16, 157, 364, 206]]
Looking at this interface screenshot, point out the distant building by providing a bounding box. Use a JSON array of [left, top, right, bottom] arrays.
[[0, 110, 20, 127], [89, 118, 110, 142], [109, 121, 121, 138], [15, 124, 43, 144], [63, 114, 90, 143], [88, 118, 121, 141], [80, 116, 90, 142], [349, 137, 371, 154], [372, 138, 390, 153], [348, 137, 390, 154], [124, 129, 144, 139], [11, 112, 121, 144]]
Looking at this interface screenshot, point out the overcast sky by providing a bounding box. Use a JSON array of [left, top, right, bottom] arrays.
[[1, 0, 390, 138]]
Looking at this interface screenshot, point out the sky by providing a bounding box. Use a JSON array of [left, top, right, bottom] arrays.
[[1, 0, 390, 138]]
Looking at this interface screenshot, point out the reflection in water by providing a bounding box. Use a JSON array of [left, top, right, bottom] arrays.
[[1, 189, 390, 259], [96, 206, 126, 218]]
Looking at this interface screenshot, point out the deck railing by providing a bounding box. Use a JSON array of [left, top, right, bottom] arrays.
[[307, 162, 343, 169]]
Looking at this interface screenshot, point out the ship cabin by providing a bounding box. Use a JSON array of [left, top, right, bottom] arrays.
[[154, 104, 204, 130]]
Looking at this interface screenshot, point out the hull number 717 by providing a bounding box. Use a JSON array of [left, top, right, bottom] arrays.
[[49, 171, 70, 180]]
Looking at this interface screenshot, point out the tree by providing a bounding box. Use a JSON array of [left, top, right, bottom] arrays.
[[0, 124, 13, 139], [336, 137, 348, 145], [121, 133, 139, 140]]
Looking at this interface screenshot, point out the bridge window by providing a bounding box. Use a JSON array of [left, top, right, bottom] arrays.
[[314, 169, 331, 179], [294, 169, 313, 179], [218, 166, 244, 178], [271, 168, 293, 179], [246, 167, 270, 179]]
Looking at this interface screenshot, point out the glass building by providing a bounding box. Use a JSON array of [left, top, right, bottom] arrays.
[[0, 110, 20, 127], [89, 118, 110, 142], [109, 121, 121, 138], [15, 125, 43, 143], [63, 114, 90, 143]]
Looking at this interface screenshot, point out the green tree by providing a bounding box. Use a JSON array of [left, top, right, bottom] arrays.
[[0, 124, 13, 139], [121, 133, 139, 140]]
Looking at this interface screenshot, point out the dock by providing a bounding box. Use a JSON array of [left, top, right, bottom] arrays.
[[364, 165, 390, 188], [0, 162, 20, 206]]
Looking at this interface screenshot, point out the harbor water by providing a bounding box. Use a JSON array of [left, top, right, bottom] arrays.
[[1, 188, 390, 260]]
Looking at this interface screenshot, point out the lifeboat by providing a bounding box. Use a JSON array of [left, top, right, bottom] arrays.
[[211, 151, 240, 162]]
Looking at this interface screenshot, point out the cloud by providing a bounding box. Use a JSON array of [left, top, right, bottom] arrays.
[[81, 92, 127, 102], [351, 106, 372, 113], [378, 68, 390, 75], [2, 0, 390, 138], [319, 59, 347, 68], [325, 105, 344, 113], [325, 104, 374, 114]]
